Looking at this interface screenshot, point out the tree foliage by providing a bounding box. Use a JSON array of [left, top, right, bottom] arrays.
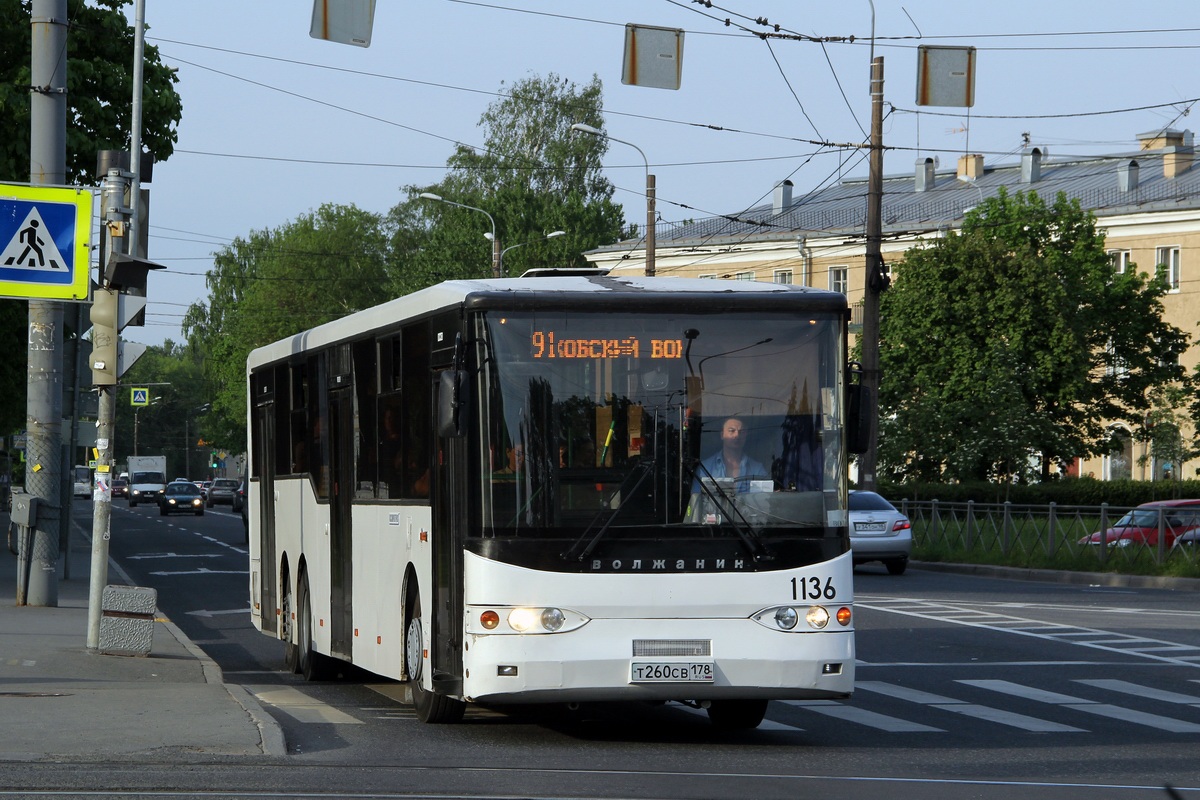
[[1, 0, 183, 436], [389, 72, 625, 291], [878, 188, 1190, 484], [183, 204, 394, 447], [1, 0, 182, 185]]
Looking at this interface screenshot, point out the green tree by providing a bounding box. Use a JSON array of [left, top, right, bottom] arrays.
[[1, 0, 182, 185], [1, 0, 183, 433], [115, 340, 210, 478], [182, 204, 394, 445], [388, 72, 625, 293], [878, 188, 1190, 484]]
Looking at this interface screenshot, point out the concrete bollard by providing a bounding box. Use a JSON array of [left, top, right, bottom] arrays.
[[99, 585, 158, 656]]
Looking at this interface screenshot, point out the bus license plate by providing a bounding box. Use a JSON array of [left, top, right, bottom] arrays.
[[630, 662, 714, 683]]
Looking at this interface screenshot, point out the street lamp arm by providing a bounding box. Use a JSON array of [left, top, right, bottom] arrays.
[[419, 192, 500, 278], [569, 125, 655, 277]]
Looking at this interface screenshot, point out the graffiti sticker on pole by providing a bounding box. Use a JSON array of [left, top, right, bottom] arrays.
[[0, 183, 94, 302]]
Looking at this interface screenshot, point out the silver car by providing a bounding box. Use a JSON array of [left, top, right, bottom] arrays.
[[206, 478, 240, 507], [849, 490, 912, 575]]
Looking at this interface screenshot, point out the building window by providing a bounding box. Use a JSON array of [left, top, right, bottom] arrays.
[[830, 266, 848, 295], [733, 271, 755, 281], [698, 273, 717, 280], [1156, 245, 1181, 291], [1108, 249, 1131, 274], [773, 269, 793, 284]]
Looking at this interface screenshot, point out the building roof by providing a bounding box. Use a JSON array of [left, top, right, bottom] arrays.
[[590, 132, 1200, 253]]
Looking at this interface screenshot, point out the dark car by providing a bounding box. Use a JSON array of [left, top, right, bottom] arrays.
[[206, 478, 240, 508], [159, 482, 204, 516], [111, 478, 128, 499], [1078, 499, 1200, 549]]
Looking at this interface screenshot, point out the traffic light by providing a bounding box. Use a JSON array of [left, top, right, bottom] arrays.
[[90, 288, 119, 385], [211, 451, 218, 469]]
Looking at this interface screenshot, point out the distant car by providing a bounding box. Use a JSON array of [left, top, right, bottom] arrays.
[[848, 490, 912, 575], [159, 482, 205, 516], [207, 478, 240, 508], [111, 478, 128, 499], [1077, 499, 1200, 549], [199, 480, 213, 500]]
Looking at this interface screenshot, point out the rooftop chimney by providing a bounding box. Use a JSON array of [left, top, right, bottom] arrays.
[[957, 154, 984, 181], [1020, 146, 1046, 184], [1137, 129, 1194, 178], [772, 180, 794, 215], [915, 157, 937, 192], [1118, 159, 1139, 192]]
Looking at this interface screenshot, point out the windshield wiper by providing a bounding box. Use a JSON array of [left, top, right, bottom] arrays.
[[563, 460, 657, 563], [688, 460, 775, 563]]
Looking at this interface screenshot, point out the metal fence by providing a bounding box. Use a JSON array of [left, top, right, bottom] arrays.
[[896, 500, 1200, 572]]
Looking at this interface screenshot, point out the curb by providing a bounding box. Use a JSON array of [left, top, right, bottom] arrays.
[[85, 521, 288, 757]]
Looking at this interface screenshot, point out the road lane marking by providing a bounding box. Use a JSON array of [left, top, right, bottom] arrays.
[[781, 699, 943, 732], [960, 679, 1200, 733], [856, 681, 1084, 732], [856, 596, 1200, 667], [249, 686, 363, 724]]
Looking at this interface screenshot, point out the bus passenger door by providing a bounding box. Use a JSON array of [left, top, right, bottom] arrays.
[[328, 386, 354, 661], [430, 369, 465, 695], [252, 399, 278, 634]]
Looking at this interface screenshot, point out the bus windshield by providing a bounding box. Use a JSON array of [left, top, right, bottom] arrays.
[[473, 309, 847, 542]]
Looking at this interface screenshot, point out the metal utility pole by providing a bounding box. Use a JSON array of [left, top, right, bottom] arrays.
[[22, 0, 69, 607], [859, 55, 885, 493], [85, 169, 130, 650]]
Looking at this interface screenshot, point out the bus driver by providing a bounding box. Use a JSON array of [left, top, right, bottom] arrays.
[[697, 416, 767, 493]]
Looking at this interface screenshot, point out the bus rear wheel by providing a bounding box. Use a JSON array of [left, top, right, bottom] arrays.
[[282, 580, 299, 673], [706, 699, 768, 730], [405, 591, 465, 724]]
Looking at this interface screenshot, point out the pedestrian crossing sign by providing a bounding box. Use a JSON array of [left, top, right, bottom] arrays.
[[131, 388, 149, 406], [0, 183, 94, 301]]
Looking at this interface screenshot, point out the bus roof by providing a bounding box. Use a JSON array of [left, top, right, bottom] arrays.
[[247, 275, 847, 369]]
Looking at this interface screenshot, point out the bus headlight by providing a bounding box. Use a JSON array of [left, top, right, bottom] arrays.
[[466, 606, 589, 634], [774, 606, 799, 630], [805, 606, 830, 629]]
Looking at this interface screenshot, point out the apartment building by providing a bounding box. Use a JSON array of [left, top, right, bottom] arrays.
[[586, 130, 1200, 481]]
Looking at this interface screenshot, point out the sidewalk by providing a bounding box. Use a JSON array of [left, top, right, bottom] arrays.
[[0, 510, 285, 761]]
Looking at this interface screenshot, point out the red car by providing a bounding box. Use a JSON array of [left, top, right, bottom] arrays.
[[111, 478, 128, 498], [1078, 499, 1200, 549]]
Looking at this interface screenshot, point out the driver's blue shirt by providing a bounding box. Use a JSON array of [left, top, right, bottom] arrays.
[[696, 452, 768, 493]]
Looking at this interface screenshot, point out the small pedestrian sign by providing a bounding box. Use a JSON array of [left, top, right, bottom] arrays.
[[0, 183, 93, 302], [131, 388, 150, 406]]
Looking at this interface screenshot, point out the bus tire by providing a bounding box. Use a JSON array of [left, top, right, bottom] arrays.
[[405, 591, 465, 724], [297, 575, 333, 681], [282, 579, 299, 673], [706, 699, 768, 730]]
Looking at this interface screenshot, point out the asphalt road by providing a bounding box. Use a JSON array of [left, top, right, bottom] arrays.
[[41, 499, 1199, 800]]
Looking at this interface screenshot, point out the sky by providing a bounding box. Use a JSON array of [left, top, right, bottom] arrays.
[[121, 0, 1200, 347]]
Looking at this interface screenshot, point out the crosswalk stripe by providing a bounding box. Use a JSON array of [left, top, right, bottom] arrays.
[[1075, 679, 1200, 707], [782, 699, 943, 732], [856, 681, 1084, 732], [960, 679, 1200, 734]]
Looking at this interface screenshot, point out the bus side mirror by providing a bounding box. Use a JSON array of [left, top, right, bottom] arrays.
[[846, 383, 874, 455], [438, 369, 469, 438]]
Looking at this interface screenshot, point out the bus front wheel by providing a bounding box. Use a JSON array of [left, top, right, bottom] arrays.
[[706, 699, 768, 730], [405, 591, 465, 724]]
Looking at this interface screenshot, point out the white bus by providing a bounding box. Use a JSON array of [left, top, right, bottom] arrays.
[[247, 274, 869, 728]]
